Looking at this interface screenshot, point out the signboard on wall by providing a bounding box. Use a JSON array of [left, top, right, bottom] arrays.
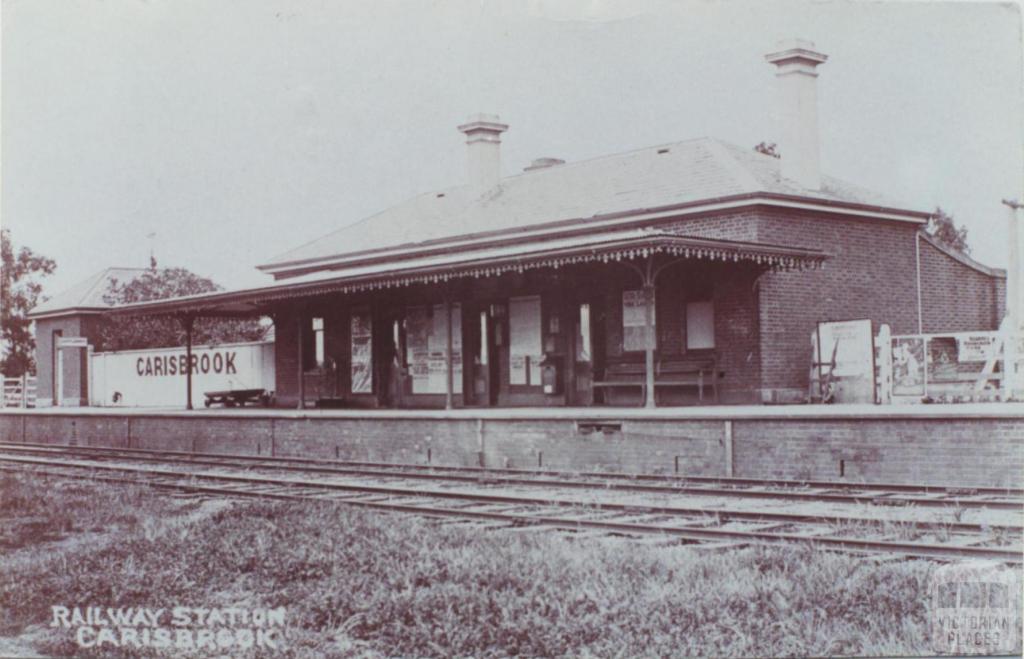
[[90, 341, 274, 408], [815, 319, 875, 403], [957, 335, 998, 362], [622, 289, 654, 352], [407, 305, 462, 394]]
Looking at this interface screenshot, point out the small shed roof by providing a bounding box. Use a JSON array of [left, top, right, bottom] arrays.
[[28, 267, 150, 319]]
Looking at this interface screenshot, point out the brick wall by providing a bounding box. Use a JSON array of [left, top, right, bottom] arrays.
[[4, 411, 1021, 488], [754, 209, 923, 401], [32, 316, 95, 407], [734, 418, 1023, 487], [253, 208, 1007, 408], [273, 308, 302, 407], [918, 238, 1005, 332]]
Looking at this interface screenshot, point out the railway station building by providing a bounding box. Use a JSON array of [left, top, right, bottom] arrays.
[[29, 40, 1007, 411]]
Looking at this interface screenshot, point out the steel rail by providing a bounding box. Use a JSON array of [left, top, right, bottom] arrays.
[[3, 462, 1020, 564], [4, 440, 1019, 496], [1, 442, 1020, 510], [1, 453, 1020, 536]]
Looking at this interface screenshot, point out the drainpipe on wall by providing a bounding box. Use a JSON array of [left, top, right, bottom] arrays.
[[915, 231, 924, 334]]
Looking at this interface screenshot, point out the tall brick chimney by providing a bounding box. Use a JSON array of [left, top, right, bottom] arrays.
[[457, 113, 509, 192], [765, 39, 828, 190]]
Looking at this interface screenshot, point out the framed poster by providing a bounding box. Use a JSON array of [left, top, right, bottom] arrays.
[[350, 310, 373, 394], [407, 305, 462, 394], [815, 319, 875, 403], [928, 337, 959, 382], [622, 289, 654, 352], [892, 337, 925, 396]]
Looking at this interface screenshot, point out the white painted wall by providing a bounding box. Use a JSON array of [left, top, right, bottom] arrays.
[[90, 341, 274, 408]]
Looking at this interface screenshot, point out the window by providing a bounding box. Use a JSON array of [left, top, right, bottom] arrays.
[[312, 317, 325, 367], [622, 289, 655, 351], [686, 301, 715, 350], [509, 295, 542, 385]]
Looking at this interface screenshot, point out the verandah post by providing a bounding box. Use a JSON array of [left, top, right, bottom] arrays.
[[296, 312, 305, 409], [643, 283, 656, 409], [183, 314, 195, 410], [445, 297, 454, 410]]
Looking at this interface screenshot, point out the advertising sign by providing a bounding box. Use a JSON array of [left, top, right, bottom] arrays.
[[350, 311, 373, 394], [815, 319, 875, 403], [622, 289, 655, 351], [928, 337, 959, 382], [406, 305, 462, 394], [957, 335, 998, 363], [892, 337, 925, 396]]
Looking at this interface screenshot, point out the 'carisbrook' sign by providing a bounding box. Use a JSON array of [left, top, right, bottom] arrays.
[[91, 341, 274, 408], [135, 351, 238, 377]]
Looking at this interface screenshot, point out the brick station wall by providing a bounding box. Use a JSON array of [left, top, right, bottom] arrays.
[[918, 237, 1005, 333], [2, 412, 1021, 488]]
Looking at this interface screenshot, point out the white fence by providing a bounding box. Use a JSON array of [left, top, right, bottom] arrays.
[[90, 341, 275, 408], [875, 326, 1023, 404], [2, 375, 37, 408]]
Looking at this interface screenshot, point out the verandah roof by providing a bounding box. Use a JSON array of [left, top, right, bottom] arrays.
[[103, 228, 828, 318]]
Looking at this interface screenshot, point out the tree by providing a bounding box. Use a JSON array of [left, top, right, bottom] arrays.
[[99, 267, 267, 351], [924, 207, 971, 255], [754, 142, 780, 159], [1, 229, 57, 376]]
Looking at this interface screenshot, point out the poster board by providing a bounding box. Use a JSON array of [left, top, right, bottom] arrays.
[[815, 319, 875, 403], [622, 289, 654, 352], [891, 337, 925, 396], [407, 305, 462, 394], [927, 337, 959, 382], [350, 311, 373, 394]]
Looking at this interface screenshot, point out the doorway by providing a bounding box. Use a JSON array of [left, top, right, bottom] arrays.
[[465, 303, 501, 406]]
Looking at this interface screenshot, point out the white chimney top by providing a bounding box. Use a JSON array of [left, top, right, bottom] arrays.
[[765, 39, 828, 190], [457, 113, 509, 193]]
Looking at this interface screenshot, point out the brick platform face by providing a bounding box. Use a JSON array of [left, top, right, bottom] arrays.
[[4, 412, 1020, 488], [734, 419, 1024, 487]]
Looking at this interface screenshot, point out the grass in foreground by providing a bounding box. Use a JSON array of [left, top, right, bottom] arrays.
[[1, 473, 1013, 658]]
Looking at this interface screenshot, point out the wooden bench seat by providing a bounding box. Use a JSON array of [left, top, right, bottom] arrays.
[[592, 356, 720, 404]]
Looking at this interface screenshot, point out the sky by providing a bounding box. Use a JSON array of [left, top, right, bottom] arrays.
[[3, 0, 1022, 300]]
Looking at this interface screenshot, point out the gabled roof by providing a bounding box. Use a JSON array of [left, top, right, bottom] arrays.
[[28, 267, 151, 319], [260, 137, 927, 277]]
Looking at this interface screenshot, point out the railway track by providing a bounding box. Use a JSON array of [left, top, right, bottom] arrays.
[[1, 442, 1019, 510], [1, 443, 1022, 563]]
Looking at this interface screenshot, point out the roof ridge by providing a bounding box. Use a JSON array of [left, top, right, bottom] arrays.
[[503, 135, 719, 182], [703, 138, 764, 192]]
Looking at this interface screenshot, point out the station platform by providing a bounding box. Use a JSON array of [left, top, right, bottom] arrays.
[[2, 403, 1021, 489], [4, 402, 1023, 421]]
